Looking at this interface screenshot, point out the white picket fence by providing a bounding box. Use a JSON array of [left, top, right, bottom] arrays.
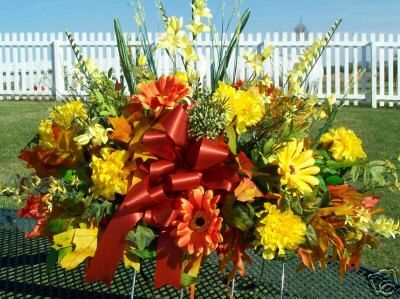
[[1, 32, 400, 108]]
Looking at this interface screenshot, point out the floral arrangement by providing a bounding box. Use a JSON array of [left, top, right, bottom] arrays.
[[4, 0, 400, 295]]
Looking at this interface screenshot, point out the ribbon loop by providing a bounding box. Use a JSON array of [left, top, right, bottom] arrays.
[[143, 129, 175, 161], [168, 172, 202, 191], [160, 105, 188, 148], [150, 160, 176, 182], [186, 138, 229, 171]]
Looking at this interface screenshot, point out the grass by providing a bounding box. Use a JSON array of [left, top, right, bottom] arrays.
[[334, 107, 400, 274], [0, 101, 399, 274], [0, 101, 54, 207]]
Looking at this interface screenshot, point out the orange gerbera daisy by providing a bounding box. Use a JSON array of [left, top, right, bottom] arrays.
[[171, 187, 223, 256], [132, 75, 189, 114]]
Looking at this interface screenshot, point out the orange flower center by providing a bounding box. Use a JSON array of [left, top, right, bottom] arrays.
[[190, 210, 210, 232]]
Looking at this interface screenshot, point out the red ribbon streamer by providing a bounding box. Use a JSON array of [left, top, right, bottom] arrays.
[[85, 105, 240, 288]]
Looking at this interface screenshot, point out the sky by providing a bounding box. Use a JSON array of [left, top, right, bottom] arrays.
[[0, 0, 399, 35]]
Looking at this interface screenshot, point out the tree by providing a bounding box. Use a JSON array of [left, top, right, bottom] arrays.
[[294, 17, 309, 40]]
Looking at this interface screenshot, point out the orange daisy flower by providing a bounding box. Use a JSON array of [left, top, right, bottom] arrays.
[[132, 75, 189, 114], [171, 187, 223, 256]]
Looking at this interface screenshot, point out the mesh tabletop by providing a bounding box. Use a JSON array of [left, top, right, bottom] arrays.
[[1, 208, 399, 298]]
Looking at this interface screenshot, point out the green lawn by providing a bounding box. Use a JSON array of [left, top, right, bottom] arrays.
[[0, 101, 399, 274]]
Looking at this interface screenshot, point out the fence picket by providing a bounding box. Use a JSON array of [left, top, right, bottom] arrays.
[[0, 31, 399, 107]]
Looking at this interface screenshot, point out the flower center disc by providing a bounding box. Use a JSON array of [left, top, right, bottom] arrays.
[[190, 211, 209, 232], [289, 164, 296, 175]]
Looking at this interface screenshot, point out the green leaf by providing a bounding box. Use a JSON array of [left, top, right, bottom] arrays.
[[292, 198, 303, 214], [128, 225, 156, 251], [322, 167, 337, 175], [46, 248, 58, 275], [231, 202, 255, 232], [263, 139, 274, 155], [58, 247, 73, 263], [325, 175, 344, 185], [306, 225, 318, 247], [114, 18, 136, 94], [61, 169, 75, 183], [46, 218, 72, 234], [317, 175, 328, 192], [181, 273, 198, 287], [226, 124, 237, 154], [94, 90, 105, 104], [129, 247, 157, 259], [107, 68, 113, 79], [212, 9, 251, 91], [316, 150, 331, 161]]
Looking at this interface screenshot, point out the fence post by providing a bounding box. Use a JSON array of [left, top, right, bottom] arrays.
[[370, 33, 377, 108], [51, 37, 63, 100], [361, 33, 367, 104]]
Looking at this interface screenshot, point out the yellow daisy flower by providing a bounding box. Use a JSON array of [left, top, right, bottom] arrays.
[[272, 140, 320, 194]]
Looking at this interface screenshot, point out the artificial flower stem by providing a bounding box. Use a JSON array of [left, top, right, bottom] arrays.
[[130, 269, 137, 299], [230, 277, 235, 297]]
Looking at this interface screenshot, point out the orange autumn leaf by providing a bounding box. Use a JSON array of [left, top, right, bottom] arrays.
[[236, 152, 254, 178], [17, 194, 50, 238], [328, 184, 380, 209], [234, 178, 263, 203], [361, 196, 380, 209], [297, 247, 315, 271], [109, 116, 132, 143]]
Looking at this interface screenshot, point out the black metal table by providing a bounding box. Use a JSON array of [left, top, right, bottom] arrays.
[[1, 208, 399, 298]]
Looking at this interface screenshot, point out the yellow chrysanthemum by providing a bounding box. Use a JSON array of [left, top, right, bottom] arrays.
[[256, 203, 306, 260], [214, 82, 237, 102], [320, 127, 367, 161], [90, 148, 130, 200], [214, 82, 265, 134], [231, 88, 265, 134], [51, 100, 88, 128], [272, 140, 320, 194], [38, 119, 56, 149]]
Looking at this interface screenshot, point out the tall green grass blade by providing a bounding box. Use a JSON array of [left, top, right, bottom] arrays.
[[212, 9, 250, 91], [114, 18, 136, 94]]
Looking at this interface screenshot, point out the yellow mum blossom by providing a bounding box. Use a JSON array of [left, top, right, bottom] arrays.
[[320, 127, 367, 161], [272, 140, 320, 194], [230, 88, 265, 134], [51, 101, 88, 128], [214, 82, 265, 134], [90, 148, 130, 200], [38, 119, 56, 149], [214, 82, 237, 101], [256, 203, 306, 260]]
